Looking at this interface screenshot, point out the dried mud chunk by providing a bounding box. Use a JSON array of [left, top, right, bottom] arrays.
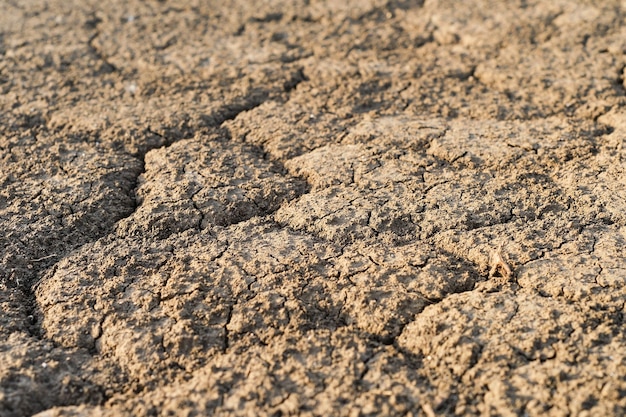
[[285, 141, 429, 190], [473, 40, 618, 117], [433, 213, 586, 279], [480, 354, 626, 417], [36, 237, 176, 350], [225, 93, 363, 160], [39, 329, 380, 417], [36, 219, 341, 383], [423, 168, 570, 235], [342, 116, 447, 149], [399, 292, 569, 374], [426, 118, 569, 168], [88, 0, 295, 76], [517, 256, 602, 300], [593, 227, 626, 288], [215, 221, 342, 345], [36, 230, 233, 381], [344, 287, 430, 343], [276, 185, 379, 244], [278, 118, 574, 246], [284, 144, 370, 189], [517, 225, 626, 305], [0, 137, 142, 287], [0, 136, 139, 417], [117, 138, 307, 238], [337, 242, 477, 342], [555, 156, 626, 227], [34, 332, 430, 417], [275, 140, 428, 244], [0, 333, 103, 416], [399, 290, 626, 415]]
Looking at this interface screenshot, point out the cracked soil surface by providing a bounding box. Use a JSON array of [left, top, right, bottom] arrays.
[[2, 0, 626, 416]]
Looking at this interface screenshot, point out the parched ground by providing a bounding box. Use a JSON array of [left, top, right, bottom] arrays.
[[1, 0, 626, 416]]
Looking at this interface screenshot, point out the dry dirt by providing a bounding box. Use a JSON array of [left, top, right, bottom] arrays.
[[1, 1, 626, 416]]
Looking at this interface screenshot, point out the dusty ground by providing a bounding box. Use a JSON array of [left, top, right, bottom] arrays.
[[1, 0, 626, 416]]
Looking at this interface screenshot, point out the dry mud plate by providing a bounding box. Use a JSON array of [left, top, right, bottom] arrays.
[[2, 1, 626, 416]]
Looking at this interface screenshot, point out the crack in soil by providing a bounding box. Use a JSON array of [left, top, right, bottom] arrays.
[[86, 16, 118, 74], [18, 68, 308, 346]]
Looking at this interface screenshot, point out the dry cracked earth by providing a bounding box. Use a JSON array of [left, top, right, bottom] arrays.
[[1, 0, 626, 416]]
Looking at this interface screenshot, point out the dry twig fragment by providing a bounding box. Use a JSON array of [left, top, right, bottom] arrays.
[[422, 403, 436, 417], [489, 244, 512, 279]]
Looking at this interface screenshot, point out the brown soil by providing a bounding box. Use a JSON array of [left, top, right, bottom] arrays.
[[2, 1, 626, 416]]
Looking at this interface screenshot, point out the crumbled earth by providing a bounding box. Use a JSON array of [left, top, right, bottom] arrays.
[[1, 0, 626, 416]]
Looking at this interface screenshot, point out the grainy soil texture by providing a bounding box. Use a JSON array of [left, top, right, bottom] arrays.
[[2, 1, 626, 416]]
